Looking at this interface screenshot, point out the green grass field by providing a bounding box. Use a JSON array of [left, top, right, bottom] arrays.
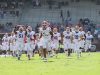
[[0, 52, 100, 75]]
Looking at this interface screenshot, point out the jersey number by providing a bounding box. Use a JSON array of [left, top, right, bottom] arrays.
[[75, 35, 78, 39], [65, 36, 70, 39], [27, 34, 30, 38], [54, 36, 58, 39], [19, 34, 23, 38]]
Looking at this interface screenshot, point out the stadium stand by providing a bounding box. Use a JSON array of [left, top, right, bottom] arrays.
[[0, 0, 100, 50]]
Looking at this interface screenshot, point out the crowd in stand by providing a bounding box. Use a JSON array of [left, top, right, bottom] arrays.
[[0, 0, 24, 18], [0, 0, 99, 39], [0, 0, 24, 9], [0, 10, 20, 18], [0, 17, 98, 34], [0, 22, 13, 33], [0, 20, 100, 43]]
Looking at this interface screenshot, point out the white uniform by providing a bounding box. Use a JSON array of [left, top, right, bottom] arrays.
[[16, 31, 25, 51], [51, 32, 61, 50], [79, 31, 85, 48], [24, 31, 35, 51], [2, 36, 9, 51], [38, 27, 51, 50], [73, 31, 81, 52], [63, 31, 72, 50], [30, 31, 36, 50], [0, 45, 2, 51], [9, 35, 16, 51], [85, 34, 93, 51]]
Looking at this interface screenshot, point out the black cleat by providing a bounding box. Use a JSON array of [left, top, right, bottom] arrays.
[[28, 55, 30, 60], [16, 54, 18, 57], [18, 57, 20, 60]]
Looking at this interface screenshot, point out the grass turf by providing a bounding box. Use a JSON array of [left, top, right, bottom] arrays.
[[0, 52, 100, 75]]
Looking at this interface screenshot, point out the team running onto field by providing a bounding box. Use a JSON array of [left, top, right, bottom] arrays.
[[0, 21, 93, 61]]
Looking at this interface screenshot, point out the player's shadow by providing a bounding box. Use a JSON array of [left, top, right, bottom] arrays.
[[43, 60, 54, 63], [67, 57, 73, 59], [48, 60, 54, 62]]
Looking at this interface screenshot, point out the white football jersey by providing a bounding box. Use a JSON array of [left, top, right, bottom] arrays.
[[86, 34, 93, 42], [2, 36, 9, 43], [79, 31, 85, 36], [26, 31, 35, 42], [73, 31, 80, 40], [52, 32, 61, 42], [16, 31, 25, 42], [63, 31, 72, 41], [9, 35, 16, 43], [40, 27, 51, 39]]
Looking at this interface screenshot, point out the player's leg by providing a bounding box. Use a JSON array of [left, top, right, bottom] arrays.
[[24, 43, 28, 57], [47, 46, 52, 58], [54, 49, 57, 58], [67, 48, 70, 57], [4, 43, 7, 57], [43, 48, 48, 61], [14, 42, 17, 57], [10, 43, 14, 57], [79, 40, 84, 57], [37, 43, 42, 57], [84, 41, 88, 52], [38, 47, 41, 57], [50, 42, 55, 57], [27, 51, 31, 60], [12, 44, 15, 57], [17, 43, 23, 60], [75, 42, 80, 59], [39, 46, 44, 59], [67, 43, 72, 57], [53, 46, 58, 58], [38, 40, 44, 59], [64, 43, 69, 57], [32, 43, 36, 57], [26, 43, 30, 60], [5, 44, 9, 57], [42, 40, 48, 61], [88, 42, 92, 55], [17, 47, 22, 60], [47, 42, 52, 58]]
